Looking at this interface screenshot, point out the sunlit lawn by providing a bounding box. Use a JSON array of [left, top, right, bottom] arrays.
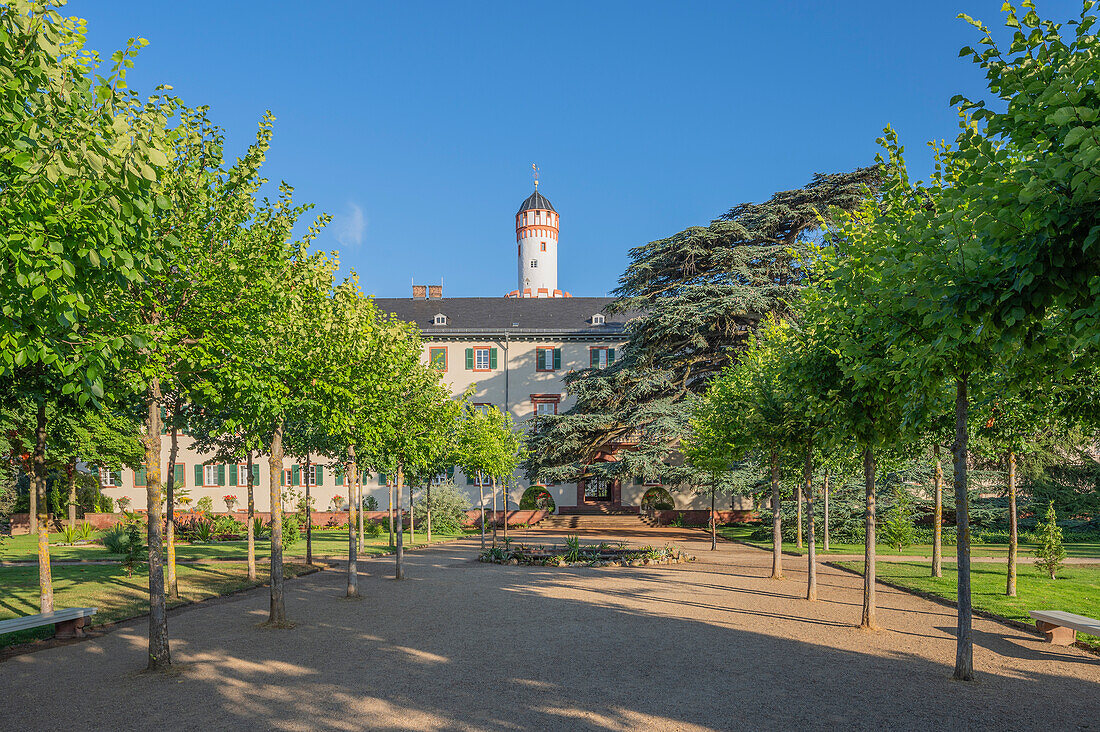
[[0, 561, 313, 649], [0, 528, 473, 563], [835, 559, 1100, 651], [716, 524, 1100, 559]]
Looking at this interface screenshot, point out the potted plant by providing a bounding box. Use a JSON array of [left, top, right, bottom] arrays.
[[116, 495, 131, 512], [223, 494, 238, 512], [331, 494, 345, 511]]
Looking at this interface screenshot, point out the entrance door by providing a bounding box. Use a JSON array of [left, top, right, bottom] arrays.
[[583, 477, 612, 502]]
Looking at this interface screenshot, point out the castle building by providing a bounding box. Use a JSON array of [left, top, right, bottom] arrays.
[[97, 183, 718, 514]]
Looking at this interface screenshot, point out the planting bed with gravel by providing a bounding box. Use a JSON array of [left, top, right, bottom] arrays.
[[478, 540, 693, 567]]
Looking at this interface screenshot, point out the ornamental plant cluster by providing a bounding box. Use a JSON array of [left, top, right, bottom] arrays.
[[0, 2, 525, 673]]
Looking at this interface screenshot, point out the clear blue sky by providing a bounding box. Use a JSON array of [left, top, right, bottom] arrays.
[[74, 1, 1068, 298]]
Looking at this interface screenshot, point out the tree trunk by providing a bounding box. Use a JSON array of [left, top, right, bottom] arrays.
[[357, 471, 364, 551], [932, 444, 943, 578], [710, 486, 717, 551], [33, 400, 53, 614], [427, 483, 432, 543], [478, 472, 486, 550], [805, 445, 817, 601], [823, 469, 830, 553], [796, 475, 803, 550], [268, 423, 287, 625], [144, 380, 170, 670], [953, 376, 973, 681], [166, 414, 180, 600], [246, 451, 256, 582], [304, 451, 312, 565], [67, 458, 77, 528], [28, 449, 37, 536], [395, 463, 405, 580], [1006, 450, 1018, 597], [388, 481, 394, 547], [861, 446, 877, 630], [347, 446, 359, 598], [769, 449, 782, 580], [499, 477, 507, 542], [409, 483, 414, 543], [492, 475, 498, 547]]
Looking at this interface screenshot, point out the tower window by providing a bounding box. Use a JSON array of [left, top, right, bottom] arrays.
[[531, 259, 538, 268], [433, 313, 447, 326], [592, 314, 605, 325], [541, 242, 546, 251]]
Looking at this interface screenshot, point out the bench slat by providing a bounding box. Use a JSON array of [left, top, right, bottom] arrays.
[[0, 607, 97, 635], [1029, 610, 1100, 634]]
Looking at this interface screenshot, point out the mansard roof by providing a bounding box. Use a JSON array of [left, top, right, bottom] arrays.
[[372, 296, 636, 336]]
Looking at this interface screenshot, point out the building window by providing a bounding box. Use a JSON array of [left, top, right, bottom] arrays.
[[536, 347, 561, 371], [532, 395, 561, 420], [238, 464, 253, 485], [475, 347, 491, 370], [472, 402, 492, 415], [590, 347, 615, 369], [467, 471, 492, 487], [429, 346, 447, 371], [100, 468, 118, 487], [540, 242, 546, 251], [530, 259, 538, 268], [433, 313, 447, 326], [592, 314, 605, 325], [204, 464, 220, 487]]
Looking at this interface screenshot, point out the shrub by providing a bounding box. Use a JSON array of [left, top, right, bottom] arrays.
[[363, 495, 379, 511], [195, 496, 214, 513], [641, 486, 675, 513], [77, 521, 95, 541], [365, 520, 383, 537], [1034, 502, 1067, 580], [519, 486, 556, 512], [280, 514, 301, 551], [121, 522, 145, 577], [880, 487, 916, 552], [412, 483, 470, 534], [253, 516, 270, 540], [61, 523, 79, 544]]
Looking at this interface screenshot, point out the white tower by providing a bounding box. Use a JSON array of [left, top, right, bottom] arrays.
[[508, 170, 568, 298]]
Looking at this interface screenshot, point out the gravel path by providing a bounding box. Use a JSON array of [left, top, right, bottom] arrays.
[[2, 531, 1098, 731]]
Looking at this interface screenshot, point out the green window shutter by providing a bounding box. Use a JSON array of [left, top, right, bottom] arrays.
[[467, 470, 475, 486], [160, 406, 168, 435], [447, 465, 455, 479], [465, 348, 474, 369], [291, 465, 300, 486], [175, 464, 185, 486], [378, 473, 387, 486], [335, 467, 344, 486], [316, 465, 324, 486], [229, 464, 238, 487], [553, 348, 561, 370], [590, 349, 598, 367], [536, 349, 545, 370], [194, 464, 203, 487], [112, 470, 122, 486], [135, 468, 147, 487], [281, 470, 286, 486], [608, 348, 615, 363], [489, 348, 498, 369], [217, 464, 226, 486]]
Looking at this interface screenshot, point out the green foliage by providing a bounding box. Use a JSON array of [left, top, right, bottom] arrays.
[[194, 496, 214, 514], [362, 495, 379, 511], [77, 521, 94, 542], [60, 523, 79, 544], [564, 535, 582, 563], [519, 485, 556, 511], [100, 527, 128, 554], [364, 520, 383, 538], [280, 514, 301, 551], [121, 523, 146, 577], [640, 487, 674, 512], [1034, 502, 1067, 580], [881, 488, 917, 552], [412, 482, 469, 534]]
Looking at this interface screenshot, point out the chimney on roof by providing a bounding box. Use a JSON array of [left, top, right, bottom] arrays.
[[412, 283, 443, 300]]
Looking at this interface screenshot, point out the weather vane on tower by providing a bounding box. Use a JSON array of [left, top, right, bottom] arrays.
[[532, 163, 539, 189]]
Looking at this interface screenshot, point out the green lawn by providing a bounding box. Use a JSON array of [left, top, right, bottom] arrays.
[[0, 561, 314, 649], [0, 528, 472, 563], [835, 559, 1100, 651], [716, 525, 1100, 559]]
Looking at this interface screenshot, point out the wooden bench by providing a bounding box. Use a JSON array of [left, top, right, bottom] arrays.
[[0, 607, 97, 640], [1029, 610, 1100, 646]]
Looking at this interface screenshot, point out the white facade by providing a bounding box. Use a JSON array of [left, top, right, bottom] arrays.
[[517, 207, 558, 297]]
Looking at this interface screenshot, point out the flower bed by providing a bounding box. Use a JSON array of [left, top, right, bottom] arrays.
[[479, 539, 693, 568]]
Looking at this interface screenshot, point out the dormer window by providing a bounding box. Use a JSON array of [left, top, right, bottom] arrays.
[[433, 313, 447, 326], [592, 314, 605, 325]]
